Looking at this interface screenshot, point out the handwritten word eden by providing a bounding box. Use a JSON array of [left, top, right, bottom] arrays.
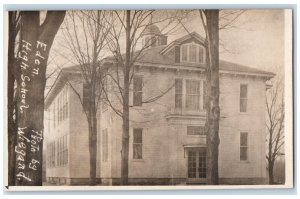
[[32, 41, 47, 77]]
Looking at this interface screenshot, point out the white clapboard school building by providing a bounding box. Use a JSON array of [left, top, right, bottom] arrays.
[[44, 25, 275, 185]]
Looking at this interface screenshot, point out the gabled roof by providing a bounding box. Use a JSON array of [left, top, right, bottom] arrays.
[[45, 32, 275, 108], [44, 66, 82, 109], [160, 32, 206, 55], [103, 45, 275, 77], [169, 31, 206, 45]]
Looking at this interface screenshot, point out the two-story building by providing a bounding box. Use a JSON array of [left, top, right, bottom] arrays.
[[44, 25, 275, 185]]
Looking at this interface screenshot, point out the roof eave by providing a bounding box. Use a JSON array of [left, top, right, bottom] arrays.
[[44, 69, 80, 109], [134, 61, 275, 79]]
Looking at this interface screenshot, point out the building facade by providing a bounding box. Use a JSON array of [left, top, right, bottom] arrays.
[[44, 26, 274, 185]]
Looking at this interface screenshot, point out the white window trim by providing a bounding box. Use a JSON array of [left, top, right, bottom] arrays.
[[239, 83, 248, 114], [198, 45, 206, 64], [174, 78, 205, 111], [239, 132, 249, 162], [132, 75, 144, 107], [180, 42, 206, 64], [185, 79, 202, 111], [132, 128, 144, 160]]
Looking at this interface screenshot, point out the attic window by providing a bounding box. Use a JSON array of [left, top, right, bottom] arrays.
[[180, 43, 205, 64]]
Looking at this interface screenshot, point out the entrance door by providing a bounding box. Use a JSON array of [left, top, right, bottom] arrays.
[[187, 148, 207, 184]]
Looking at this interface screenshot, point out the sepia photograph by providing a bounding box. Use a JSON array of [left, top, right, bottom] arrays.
[[4, 7, 293, 190]]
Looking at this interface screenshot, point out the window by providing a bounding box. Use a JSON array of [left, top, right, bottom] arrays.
[[186, 80, 200, 110], [133, 128, 143, 159], [175, 79, 205, 111], [157, 37, 161, 46], [240, 84, 248, 112], [55, 136, 68, 167], [189, 44, 197, 62], [52, 142, 55, 167], [56, 140, 59, 167], [64, 86, 68, 120], [181, 43, 205, 63], [59, 137, 63, 166], [199, 47, 205, 63], [48, 142, 56, 168], [145, 37, 150, 46], [188, 151, 196, 178], [133, 76, 143, 106], [102, 129, 108, 162], [187, 148, 207, 179], [175, 79, 183, 109], [198, 149, 207, 178], [47, 144, 50, 167], [62, 135, 68, 165], [203, 81, 207, 110], [143, 36, 162, 47], [240, 132, 248, 161], [181, 45, 188, 61], [187, 126, 205, 135]]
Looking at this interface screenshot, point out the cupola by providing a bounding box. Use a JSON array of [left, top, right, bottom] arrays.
[[141, 24, 167, 48]]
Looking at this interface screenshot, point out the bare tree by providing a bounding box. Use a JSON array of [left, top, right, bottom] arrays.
[[266, 80, 284, 184], [196, 9, 248, 185], [12, 11, 65, 186], [199, 9, 220, 185], [7, 11, 21, 186], [61, 11, 111, 185], [101, 10, 185, 185]]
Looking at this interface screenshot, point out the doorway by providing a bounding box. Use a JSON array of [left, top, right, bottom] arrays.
[[187, 147, 207, 184]]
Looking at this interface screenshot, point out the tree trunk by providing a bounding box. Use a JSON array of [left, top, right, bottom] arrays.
[[14, 11, 65, 186], [8, 11, 18, 186], [120, 10, 131, 185], [268, 160, 274, 184], [15, 11, 42, 185], [88, 94, 98, 185], [204, 10, 220, 185]]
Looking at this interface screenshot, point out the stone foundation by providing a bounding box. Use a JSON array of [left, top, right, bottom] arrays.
[[219, 177, 267, 185], [46, 177, 101, 185], [46, 177, 267, 185]]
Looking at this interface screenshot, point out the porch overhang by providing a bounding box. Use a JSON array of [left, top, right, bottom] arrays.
[[183, 144, 207, 158]]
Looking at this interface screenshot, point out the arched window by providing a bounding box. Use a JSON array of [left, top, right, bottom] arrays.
[[180, 43, 205, 64]]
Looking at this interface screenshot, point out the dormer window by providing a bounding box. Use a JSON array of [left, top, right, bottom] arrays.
[[180, 43, 205, 64]]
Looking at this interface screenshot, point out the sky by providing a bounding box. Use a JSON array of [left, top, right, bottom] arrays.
[[47, 9, 288, 82], [219, 9, 285, 72], [164, 9, 286, 73]]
